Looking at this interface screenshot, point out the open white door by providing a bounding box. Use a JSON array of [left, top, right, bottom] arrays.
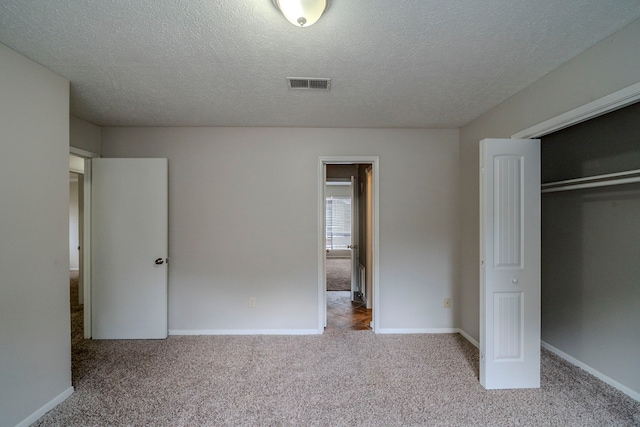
[[480, 138, 540, 389], [92, 158, 168, 339], [365, 167, 373, 310], [349, 175, 360, 301]]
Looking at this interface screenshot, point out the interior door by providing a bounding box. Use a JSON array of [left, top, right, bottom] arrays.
[[349, 175, 360, 301], [91, 158, 168, 339], [365, 167, 373, 310], [480, 138, 540, 389]]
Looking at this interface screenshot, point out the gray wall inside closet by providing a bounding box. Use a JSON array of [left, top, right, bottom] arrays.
[[541, 102, 640, 394]]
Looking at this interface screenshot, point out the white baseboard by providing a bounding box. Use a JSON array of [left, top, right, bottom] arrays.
[[69, 268, 79, 271], [16, 386, 74, 427], [377, 327, 459, 334], [457, 329, 479, 348], [541, 341, 640, 402], [169, 329, 321, 336]]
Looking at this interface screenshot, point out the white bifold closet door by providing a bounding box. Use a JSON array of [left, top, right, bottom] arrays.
[[480, 138, 540, 389], [91, 158, 168, 339]]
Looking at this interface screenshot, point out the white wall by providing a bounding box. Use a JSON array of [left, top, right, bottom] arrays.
[[325, 184, 351, 198], [542, 183, 640, 395], [101, 127, 460, 333], [0, 43, 71, 427], [459, 19, 640, 394], [70, 115, 101, 155], [69, 155, 85, 173]]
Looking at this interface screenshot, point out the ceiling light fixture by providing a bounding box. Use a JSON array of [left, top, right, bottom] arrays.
[[272, 0, 329, 27]]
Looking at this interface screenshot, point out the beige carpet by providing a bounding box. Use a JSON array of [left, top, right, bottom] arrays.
[[36, 321, 640, 426], [69, 271, 84, 346], [326, 258, 351, 291]]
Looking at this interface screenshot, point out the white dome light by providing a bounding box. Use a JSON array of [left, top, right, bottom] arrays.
[[272, 0, 329, 27]]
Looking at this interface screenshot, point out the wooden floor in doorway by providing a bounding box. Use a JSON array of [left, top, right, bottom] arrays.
[[326, 291, 372, 330]]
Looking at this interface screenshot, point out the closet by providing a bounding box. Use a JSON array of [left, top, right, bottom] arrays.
[[540, 101, 640, 392]]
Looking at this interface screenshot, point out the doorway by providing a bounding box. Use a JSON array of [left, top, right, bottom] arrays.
[[325, 171, 370, 330], [69, 155, 85, 343], [318, 157, 379, 333], [69, 148, 97, 339]]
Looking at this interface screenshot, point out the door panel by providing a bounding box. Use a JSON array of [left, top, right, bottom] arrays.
[[480, 138, 540, 389], [91, 158, 168, 339], [365, 167, 373, 310]]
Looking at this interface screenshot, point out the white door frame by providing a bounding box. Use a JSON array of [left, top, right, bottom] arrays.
[[318, 156, 380, 333], [512, 82, 640, 139], [70, 146, 98, 339]]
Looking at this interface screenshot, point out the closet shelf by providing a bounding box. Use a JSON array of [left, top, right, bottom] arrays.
[[541, 169, 640, 193]]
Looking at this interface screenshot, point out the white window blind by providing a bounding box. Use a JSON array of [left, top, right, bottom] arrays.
[[326, 197, 351, 250]]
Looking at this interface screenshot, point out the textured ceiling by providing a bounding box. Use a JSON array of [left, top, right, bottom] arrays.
[[1, 1, 639, 128]]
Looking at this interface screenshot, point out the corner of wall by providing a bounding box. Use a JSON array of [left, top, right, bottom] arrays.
[[1, 41, 72, 427], [70, 115, 101, 156]]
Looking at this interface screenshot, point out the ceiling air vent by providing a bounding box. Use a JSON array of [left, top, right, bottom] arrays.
[[287, 77, 331, 90]]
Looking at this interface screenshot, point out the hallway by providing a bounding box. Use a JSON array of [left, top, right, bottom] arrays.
[[326, 291, 371, 330]]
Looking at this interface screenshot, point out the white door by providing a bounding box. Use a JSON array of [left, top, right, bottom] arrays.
[[349, 175, 360, 301], [480, 138, 540, 389], [365, 167, 373, 310], [91, 158, 168, 339]]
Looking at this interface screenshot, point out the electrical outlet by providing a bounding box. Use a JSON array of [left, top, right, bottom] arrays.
[[444, 298, 451, 309], [249, 297, 256, 308]]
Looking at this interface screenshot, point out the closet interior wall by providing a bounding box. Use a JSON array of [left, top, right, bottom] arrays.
[[541, 101, 640, 395]]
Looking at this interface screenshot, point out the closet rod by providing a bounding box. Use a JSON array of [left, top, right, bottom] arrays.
[[541, 169, 640, 194]]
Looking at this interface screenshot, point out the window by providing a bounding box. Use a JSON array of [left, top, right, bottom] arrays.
[[326, 197, 351, 250]]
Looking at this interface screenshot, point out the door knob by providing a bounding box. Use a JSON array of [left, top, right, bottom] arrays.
[[155, 258, 164, 265]]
